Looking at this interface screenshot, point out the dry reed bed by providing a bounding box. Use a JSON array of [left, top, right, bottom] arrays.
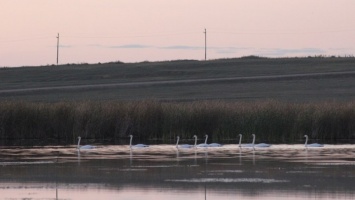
[[0, 100, 354, 144]]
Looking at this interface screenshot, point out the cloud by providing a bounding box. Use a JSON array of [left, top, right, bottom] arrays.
[[160, 46, 250, 54], [83, 43, 329, 58], [213, 47, 250, 54], [109, 44, 152, 49], [160, 45, 203, 50], [58, 45, 72, 48], [88, 43, 203, 50]]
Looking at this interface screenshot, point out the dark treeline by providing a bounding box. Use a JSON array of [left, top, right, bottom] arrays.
[[0, 100, 354, 145]]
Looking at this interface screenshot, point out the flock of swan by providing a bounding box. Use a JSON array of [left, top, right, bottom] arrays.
[[77, 134, 323, 150]]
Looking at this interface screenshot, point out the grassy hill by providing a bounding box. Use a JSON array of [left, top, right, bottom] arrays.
[[1, 56, 355, 102]]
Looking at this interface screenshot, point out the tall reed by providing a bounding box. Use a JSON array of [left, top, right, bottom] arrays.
[[0, 100, 354, 144]]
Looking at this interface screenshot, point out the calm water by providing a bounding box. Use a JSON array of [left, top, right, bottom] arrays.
[[1, 144, 355, 200]]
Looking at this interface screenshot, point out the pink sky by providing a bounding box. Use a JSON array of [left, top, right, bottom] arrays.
[[1, 0, 355, 67]]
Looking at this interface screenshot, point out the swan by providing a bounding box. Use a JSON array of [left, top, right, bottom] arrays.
[[129, 135, 149, 148], [193, 135, 209, 148], [176, 136, 193, 149], [208, 143, 222, 147], [205, 134, 222, 147], [304, 135, 323, 148], [238, 134, 242, 147], [238, 134, 254, 148], [77, 136, 95, 150], [253, 134, 271, 148]]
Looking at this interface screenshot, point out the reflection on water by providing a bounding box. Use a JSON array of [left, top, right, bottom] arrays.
[[1, 145, 355, 199]]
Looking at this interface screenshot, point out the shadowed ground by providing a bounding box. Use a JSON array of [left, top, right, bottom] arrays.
[[1, 57, 355, 102]]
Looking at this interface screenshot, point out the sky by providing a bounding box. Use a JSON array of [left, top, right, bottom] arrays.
[[1, 0, 355, 67]]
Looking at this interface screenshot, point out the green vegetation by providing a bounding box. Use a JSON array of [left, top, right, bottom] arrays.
[[0, 100, 354, 144]]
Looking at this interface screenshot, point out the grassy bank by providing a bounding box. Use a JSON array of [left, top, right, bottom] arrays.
[[1, 100, 354, 144]]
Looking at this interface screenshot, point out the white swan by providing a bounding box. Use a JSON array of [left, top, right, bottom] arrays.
[[238, 134, 254, 148], [253, 134, 271, 148], [129, 135, 149, 148], [176, 136, 193, 149], [238, 134, 242, 147], [304, 135, 323, 148], [208, 143, 222, 147], [205, 134, 222, 147], [194, 135, 209, 148], [77, 136, 95, 150], [238, 134, 270, 148]]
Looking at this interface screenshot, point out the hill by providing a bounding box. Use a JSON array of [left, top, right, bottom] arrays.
[[1, 56, 355, 102]]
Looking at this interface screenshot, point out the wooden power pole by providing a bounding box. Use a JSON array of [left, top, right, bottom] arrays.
[[204, 29, 207, 60], [56, 33, 59, 65]]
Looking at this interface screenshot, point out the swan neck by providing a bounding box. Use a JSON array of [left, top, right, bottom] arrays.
[[204, 135, 208, 144], [77, 137, 81, 149], [176, 137, 179, 148], [252, 135, 256, 150], [129, 136, 133, 148], [194, 137, 197, 148], [304, 136, 308, 146], [238, 135, 242, 147]]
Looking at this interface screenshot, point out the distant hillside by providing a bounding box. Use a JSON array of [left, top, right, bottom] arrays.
[[1, 57, 355, 102]]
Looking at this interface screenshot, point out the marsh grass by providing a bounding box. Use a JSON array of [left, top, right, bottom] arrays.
[[0, 100, 354, 144]]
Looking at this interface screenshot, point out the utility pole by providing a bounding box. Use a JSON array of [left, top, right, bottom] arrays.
[[204, 28, 207, 60], [56, 33, 59, 65]]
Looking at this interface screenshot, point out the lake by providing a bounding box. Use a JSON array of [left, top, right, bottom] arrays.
[[1, 144, 355, 200]]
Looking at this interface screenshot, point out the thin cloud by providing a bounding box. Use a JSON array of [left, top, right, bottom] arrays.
[[56, 45, 72, 48], [160, 45, 203, 50], [109, 44, 152, 49], [213, 47, 250, 54], [84, 43, 327, 58]]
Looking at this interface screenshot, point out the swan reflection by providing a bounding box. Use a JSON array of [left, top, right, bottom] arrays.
[[77, 149, 81, 165]]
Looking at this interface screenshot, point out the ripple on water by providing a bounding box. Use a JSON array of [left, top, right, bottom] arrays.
[[0, 161, 55, 166], [204, 170, 243, 173], [1, 144, 355, 164], [165, 178, 289, 183]]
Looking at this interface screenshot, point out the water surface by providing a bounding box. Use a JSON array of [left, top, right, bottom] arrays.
[[1, 145, 355, 199]]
